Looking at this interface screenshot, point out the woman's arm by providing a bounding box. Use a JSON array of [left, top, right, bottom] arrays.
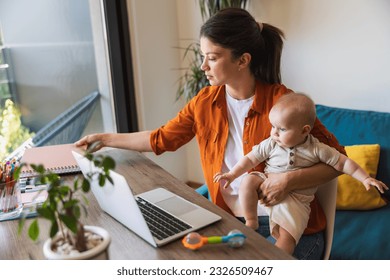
[[260, 163, 341, 206], [75, 131, 153, 152]]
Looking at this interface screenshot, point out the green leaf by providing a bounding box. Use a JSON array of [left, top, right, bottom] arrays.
[[85, 153, 93, 161], [59, 186, 70, 195], [102, 156, 115, 170], [36, 207, 55, 221], [63, 198, 79, 209], [81, 179, 90, 192], [59, 214, 78, 233], [28, 220, 40, 241], [17, 215, 26, 235], [13, 164, 24, 180], [31, 164, 45, 173], [98, 173, 105, 186], [106, 175, 114, 185], [49, 221, 59, 238]]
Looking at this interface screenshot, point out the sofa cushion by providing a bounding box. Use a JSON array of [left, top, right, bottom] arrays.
[[316, 105, 390, 199], [316, 105, 390, 259], [331, 203, 390, 259], [337, 144, 386, 210]]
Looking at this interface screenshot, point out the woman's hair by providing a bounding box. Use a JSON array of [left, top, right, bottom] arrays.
[[200, 8, 284, 84]]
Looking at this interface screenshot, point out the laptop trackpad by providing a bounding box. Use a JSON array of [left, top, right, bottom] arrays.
[[156, 196, 197, 216]]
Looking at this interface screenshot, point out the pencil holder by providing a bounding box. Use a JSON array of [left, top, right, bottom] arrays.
[[0, 179, 23, 221]]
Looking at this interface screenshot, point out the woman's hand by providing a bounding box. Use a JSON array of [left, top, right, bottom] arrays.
[[260, 164, 341, 206], [259, 172, 290, 206], [75, 134, 106, 152]]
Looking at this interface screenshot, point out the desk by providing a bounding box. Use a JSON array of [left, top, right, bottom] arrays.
[[0, 149, 292, 260]]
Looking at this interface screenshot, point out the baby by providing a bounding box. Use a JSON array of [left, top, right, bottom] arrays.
[[213, 93, 388, 255]]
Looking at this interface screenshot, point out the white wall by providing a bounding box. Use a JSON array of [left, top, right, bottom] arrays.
[[250, 0, 390, 113], [176, 0, 205, 184], [127, 0, 188, 182], [128, 0, 390, 185]]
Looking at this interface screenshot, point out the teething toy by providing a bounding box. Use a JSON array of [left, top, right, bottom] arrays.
[[182, 229, 246, 250]]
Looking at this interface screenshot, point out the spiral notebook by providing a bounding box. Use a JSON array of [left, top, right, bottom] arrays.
[[19, 144, 81, 178]]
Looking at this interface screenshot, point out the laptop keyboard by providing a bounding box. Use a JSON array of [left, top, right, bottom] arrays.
[[136, 197, 192, 240]]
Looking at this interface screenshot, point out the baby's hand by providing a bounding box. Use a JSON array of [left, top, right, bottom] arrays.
[[363, 177, 389, 193], [213, 172, 234, 189]]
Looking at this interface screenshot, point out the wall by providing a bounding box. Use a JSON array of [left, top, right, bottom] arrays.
[[127, 0, 390, 185], [250, 0, 390, 113], [126, 0, 188, 182]]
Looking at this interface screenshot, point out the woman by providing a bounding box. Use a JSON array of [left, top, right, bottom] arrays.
[[76, 8, 345, 259]]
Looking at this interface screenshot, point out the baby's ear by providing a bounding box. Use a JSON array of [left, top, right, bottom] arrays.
[[302, 125, 312, 135]]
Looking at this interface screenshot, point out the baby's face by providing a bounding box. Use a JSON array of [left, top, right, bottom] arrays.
[[269, 108, 308, 148]]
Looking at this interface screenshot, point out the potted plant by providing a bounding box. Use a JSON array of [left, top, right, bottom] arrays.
[[15, 143, 115, 260], [175, 0, 249, 102]]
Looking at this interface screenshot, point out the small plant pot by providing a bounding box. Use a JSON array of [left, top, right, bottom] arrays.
[[43, 226, 111, 260]]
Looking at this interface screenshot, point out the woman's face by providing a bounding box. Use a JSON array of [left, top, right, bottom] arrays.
[[200, 37, 240, 86]]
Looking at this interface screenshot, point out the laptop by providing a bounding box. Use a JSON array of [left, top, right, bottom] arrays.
[[72, 151, 221, 247]]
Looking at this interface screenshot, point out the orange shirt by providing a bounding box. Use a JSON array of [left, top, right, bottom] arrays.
[[150, 81, 345, 234]]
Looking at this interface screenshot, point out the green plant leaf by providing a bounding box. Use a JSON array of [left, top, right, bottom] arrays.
[[13, 164, 24, 180], [58, 186, 70, 195], [81, 179, 90, 192], [36, 207, 56, 221], [28, 220, 40, 241], [106, 175, 114, 185], [59, 214, 78, 233], [98, 173, 105, 186], [49, 221, 59, 238], [64, 198, 79, 209], [31, 164, 46, 174], [17, 215, 26, 234], [102, 156, 115, 171]]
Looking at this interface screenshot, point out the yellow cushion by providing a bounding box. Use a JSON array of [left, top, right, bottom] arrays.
[[336, 144, 387, 210]]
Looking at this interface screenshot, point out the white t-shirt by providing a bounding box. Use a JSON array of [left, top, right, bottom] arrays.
[[220, 92, 268, 217]]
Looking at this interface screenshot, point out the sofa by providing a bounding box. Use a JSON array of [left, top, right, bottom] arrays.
[[197, 104, 390, 260], [316, 104, 390, 260]]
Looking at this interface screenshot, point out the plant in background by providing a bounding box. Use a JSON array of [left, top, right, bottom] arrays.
[[175, 42, 209, 102], [16, 143, 115, 253], [176, 0, 248, 102], [198, 0, 248, 21], [0, 99, 34, 159]]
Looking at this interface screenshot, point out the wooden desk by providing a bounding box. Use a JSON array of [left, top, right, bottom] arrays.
[[0, 149, 292, 260]]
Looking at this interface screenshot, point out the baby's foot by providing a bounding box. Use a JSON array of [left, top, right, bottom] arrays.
[[245, 219, 259, 230]]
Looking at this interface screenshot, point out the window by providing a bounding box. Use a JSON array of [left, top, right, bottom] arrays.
[[0, 0, 137, 159]]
